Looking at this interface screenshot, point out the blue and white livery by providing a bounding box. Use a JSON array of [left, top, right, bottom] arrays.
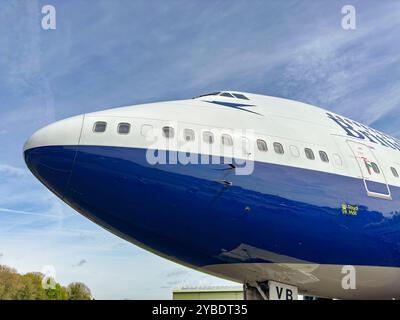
[[24, 92, 400, 299]]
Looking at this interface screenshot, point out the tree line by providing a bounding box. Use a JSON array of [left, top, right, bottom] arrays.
[[0, 265, 92, 300]]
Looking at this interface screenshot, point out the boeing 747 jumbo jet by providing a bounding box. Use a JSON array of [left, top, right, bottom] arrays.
[[24, 92, 400, 300]]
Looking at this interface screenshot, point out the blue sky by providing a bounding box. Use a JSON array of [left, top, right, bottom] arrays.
[[0, 0, 399, 299]]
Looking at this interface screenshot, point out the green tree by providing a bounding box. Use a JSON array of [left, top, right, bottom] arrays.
[[67, 282, 92, 300], [45, 283, 69, 300], [0, 265, 20, 299], [0, 264, 92, 300], [17, 273, 46, 300]]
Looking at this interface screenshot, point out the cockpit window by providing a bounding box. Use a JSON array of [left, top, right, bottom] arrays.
[[194, 92, 249, 100], [232, 93, 249, 100], [195, 92, 221, 98], [220, 92, 235, 98]]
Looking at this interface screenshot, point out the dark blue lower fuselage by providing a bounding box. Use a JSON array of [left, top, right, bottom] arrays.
[[24, 145, 400, 268]]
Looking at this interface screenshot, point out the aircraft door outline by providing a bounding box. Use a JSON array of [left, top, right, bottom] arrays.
[[346, 140, 392, 200]]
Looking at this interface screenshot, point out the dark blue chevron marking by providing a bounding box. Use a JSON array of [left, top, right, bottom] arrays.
[[205, 100, 261, 115]]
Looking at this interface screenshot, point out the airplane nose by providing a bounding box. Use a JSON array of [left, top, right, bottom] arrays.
[[24, 115, 84, 199]]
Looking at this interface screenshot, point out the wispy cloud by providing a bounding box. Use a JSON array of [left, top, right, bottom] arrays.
[[0, 207, 58, 219], [165, 268, 190, 278], [74, 259, 87, 267], [271, 2, 400, 135]]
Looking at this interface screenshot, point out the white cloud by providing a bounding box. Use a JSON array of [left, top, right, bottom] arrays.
[[0, 164, 28, 177]]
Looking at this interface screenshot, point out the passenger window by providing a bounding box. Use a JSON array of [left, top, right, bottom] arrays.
[[371, 162, 380, 174], [117, 123, 131, 135], [162, 126, 174, 139], [273, 142, 284, 155], [290, 145, 300, 158], [257, 139, 268, 152], [242, 137, 250, 155], [305, 148, 315, 160], [203, 131, 214, 144], [333, 154, 343, 166], [221, 134, 233, 146], [184, 129, 195, 141], [93, 121, 107, 133], [391, 167, 399, 178], [319, 151, 329, 163], [141, 125, 153, 137]]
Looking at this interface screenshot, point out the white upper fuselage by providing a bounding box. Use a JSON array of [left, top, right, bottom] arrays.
[[25, 91, 400, 188], [24, 91, 400, 299]]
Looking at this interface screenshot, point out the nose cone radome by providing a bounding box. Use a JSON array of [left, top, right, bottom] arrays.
[[24, 115, 84, 198]]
